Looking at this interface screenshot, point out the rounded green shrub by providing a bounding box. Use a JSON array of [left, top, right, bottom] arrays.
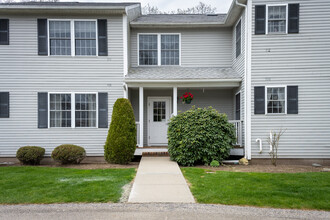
[[168, 107, 236, 166], [104, 98, 136, 164], [16, 146, 45, 165], [51, 144, 86, 164], [210, 160, 220, 167]]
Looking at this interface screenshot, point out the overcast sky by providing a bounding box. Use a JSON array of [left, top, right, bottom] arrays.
[[61, 0, 233, 13]]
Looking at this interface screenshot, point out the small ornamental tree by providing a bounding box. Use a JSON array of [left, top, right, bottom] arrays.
[[104, 98, 136, 164], [168, 107, 236, 166]]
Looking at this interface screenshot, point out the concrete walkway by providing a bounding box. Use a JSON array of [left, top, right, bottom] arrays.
[[128, 156, 195, 203]]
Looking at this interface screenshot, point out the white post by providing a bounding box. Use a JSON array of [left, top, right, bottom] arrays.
[[173, 86, 177, 116], [139, 87, 144, 148]]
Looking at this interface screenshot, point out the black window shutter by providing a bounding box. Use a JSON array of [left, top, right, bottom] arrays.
[[255, 5, 266, 35], [98, 19, 108, 56], [288, 4, 299, 33], [98, 92, 108, 128], [254, 86, 265, 114], [0, 19, 9, 45], [38, 92, 48, 128], [287, 86, 298, 114], [0, 92, 9, 118], [37, 19, 48, 55]]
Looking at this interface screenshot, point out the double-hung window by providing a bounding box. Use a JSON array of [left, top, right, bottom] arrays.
[[75, 21, 97, 56], [75, 94, 97, 127], [48, 20, 97, 56], [49, 21, 71, 56], [138, 33, 180, 66], [49, 93, 72, 127], [266, 86, 286, 114], [139, 35, 158, 65], [49, 93, 97, 128], [161, 35, 180, 65], [267, 5, 287, 34]]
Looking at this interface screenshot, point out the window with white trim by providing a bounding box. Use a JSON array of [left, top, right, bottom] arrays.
[[138, 33, 180, 66], [50, 94, 71, 127], [139, 35, 158, 65], [49, 21, 71, 56], [49, 20, 97, 56], [267, 5, 287, 34], [161, 35, 179, 65], [75, 94, 96, 127], [49, 93, 97, 128], [74, 21, 97, 56], [266, 87, 286, 114]]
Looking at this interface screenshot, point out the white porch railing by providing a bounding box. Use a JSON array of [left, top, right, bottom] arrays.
[[136, 120, 243, 147], [135, 122, 140, 145], [229, 120, 243, 146]]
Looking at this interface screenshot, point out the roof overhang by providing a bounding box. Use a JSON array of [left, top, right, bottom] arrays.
[[125, 78, 241, 88], [0, 3, 140, 16]]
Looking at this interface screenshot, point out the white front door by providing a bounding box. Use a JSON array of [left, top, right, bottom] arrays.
[[148, 97, 171, 146]]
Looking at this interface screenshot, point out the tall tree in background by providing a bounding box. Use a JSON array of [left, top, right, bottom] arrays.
[[142, 1, 217, 15]]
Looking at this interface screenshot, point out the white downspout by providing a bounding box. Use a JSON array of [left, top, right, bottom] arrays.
[[256, 138, 262, 153]]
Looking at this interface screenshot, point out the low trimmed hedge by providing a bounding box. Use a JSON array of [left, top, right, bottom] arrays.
[[16, 146, 45, 165], [51, 144, 86, 164]]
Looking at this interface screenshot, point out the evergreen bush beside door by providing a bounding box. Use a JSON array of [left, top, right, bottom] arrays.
[[104, 98, 136, 164]]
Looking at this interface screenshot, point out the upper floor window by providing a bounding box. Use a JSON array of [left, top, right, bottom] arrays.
[[138, 33, 180, 66], [139, 35, 158, 65], [235, 20, 241, 58], [0, 19, 9, 45], [161, 35, 179, 65], [49, 21, 71, 56], [75, 21, 97, 56], [267, 5, 287, 34], [48, 20, 97, 56]]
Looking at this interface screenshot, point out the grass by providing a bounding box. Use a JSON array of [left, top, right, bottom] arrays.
[[0, 166, 136, 204], [182, 168, 330, 210]]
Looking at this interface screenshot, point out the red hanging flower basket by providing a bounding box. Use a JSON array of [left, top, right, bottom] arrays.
[[180, 92, 194, 104]]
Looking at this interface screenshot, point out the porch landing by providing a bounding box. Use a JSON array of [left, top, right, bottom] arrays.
[[128, 156, 195, 203]]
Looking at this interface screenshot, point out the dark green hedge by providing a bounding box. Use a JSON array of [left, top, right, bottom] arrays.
[[104, 98, 136, 164], [168, 107, 236, 166], [51, 144, 86, 164], [16, 146, 45, 165]]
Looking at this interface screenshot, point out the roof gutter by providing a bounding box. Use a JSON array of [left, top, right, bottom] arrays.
[[124, 78, 242, 83]]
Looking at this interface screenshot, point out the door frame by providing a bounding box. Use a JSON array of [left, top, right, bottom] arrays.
[[147, 96, 172, 146]]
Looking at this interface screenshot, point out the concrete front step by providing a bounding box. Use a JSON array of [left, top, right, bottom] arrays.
[[142, 152, 169, 157]]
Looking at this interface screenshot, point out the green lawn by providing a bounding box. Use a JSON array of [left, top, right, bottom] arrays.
[[0, 167, 136, 204], [182, 168, 330, 210]]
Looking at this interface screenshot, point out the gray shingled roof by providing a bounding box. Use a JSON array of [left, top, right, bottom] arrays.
[[0, 2, 138, 7], [126, 67, 241, 81], [131, 14, 227, 25]]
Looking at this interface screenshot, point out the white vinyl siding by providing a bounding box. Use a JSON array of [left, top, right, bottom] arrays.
[[0, 15, 124, 156], [251, 0, 330, 159], [131, 28, 232, 67]]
